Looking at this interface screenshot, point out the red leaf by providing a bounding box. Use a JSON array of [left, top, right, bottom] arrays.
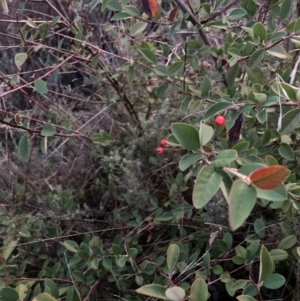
[[249, 165, 287, 190], [148, 0, 158, 17], [142, 0, 158, 18], [168, 7, 178, 22]]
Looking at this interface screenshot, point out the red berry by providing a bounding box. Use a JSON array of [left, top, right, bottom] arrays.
[[215, 115, 226, 126], [160, 139, 168, 146], [156, 147, 164, 155]]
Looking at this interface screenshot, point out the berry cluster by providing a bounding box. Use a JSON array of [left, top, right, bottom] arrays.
[[156, 139, 168, 155], [156, 116, 225, 155]]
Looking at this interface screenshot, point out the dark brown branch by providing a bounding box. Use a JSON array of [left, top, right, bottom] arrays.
[[174, 0, 228, 87], [200, 0, 240, 24]]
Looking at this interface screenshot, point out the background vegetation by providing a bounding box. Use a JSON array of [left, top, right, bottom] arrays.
[[0, 0, 300, 300]]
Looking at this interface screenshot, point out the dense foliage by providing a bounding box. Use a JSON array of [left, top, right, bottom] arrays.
[[0, 0, 300, 300]]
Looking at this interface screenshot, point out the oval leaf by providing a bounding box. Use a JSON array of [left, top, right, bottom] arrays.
[[136, 284, 169, 300], [189, 278, 208, 301], [203, 102, 232, 120], [165, 287, 185, 301], [63, 240, 79, 253], [269, 249, 288, 261], [256, 183, 287, 201], [179, 153, 202, 171], [236, 296, 257, 301], [142, 0, 158, 17], [32, 293, 58, 301], [278, 143, 294, 161], [211, 150, 237, 168], [192, 166, 222, 209], [130, 22, 148, 36], [199, 122, 214, 145], [14, 53, 27, 70], [0, 288, 19, 301], [263, 273, 285, 289], [167, 244, 180, 273], [249, 165, 287, 190], [281, 109, 300, 134], [3, 239, 19, 261], [139, 48, 157, 64], [41, 123, 56, 137], [34, 79, 48, 95], [253, 22, 267, 41], [259, 245, 275, 283], [229, 180, 257, 231], [278, 234, 297, 249], [171, 123, 200, 150], [19, 134, 29, 162]]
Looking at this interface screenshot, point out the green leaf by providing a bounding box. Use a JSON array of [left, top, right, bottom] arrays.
[[139, 48, 156, 64], [231, 280, 248, 291], [201, 75, 211, 96], [167, 244, 180, 273], [199, 122, 214, 145], [3, 239, 19, 261], [44, 279, 59, 298], [246, 66, 265, 84], [102, 256, 112, 269], [130, 22, 148, 36], [123, 5, 140, 17], [278, 234, 297, 249], [106, 0, 122, 11], [189, 278, 208, 301], [263, 95, 279, 107], [72, 270, 86, 282], [167, 61, 184, 75], [203, 102, 232, 120], [128, 248, 138, 258], [241, 0, 257, 16], [226, 63, 239, 88], [247, 49, 265, 69], [263, 274, 285, 289], [256, 183, 287, 201], [229, 180, 257, 231], [211, 150, 237, 168], [272, 82, 298, 101], [281, 109, 300, 134], [63, 240, 79, 253], [228, 8, 247, 20], [279, 0, 292, 19], [179, 153, 202, 171], [192, 166, 222, 209], [34, 79, 48, 95], [110, 12, 132, 20], [254, 218, 265, 238], [14, 53, 27, 70], [65, 288, 78, 301], [267, 45, 287, 59], [236, 296, 257, 301], [269, 249, 288, 261], [89, 0, 100, 11], [165, 287, 185, 301], [278, 143, 294, 161], [19, 134, 29, 162], [0, 288, 19, 301], [259, 245, 275, 283], [171, 123, 200, 150], [212, 265, 223, 275], [41, 124, 56, 137], [295, 17, 300, 32], [253, 22, 267, 41], [136, 284, 169, 300]]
